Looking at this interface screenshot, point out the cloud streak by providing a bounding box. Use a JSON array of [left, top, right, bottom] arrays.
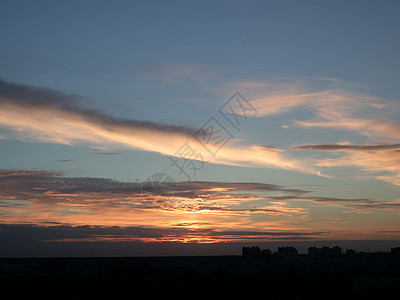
[[237, 79, 398, 143], [1, 169, 399, 243], [292, 143, 400, 151], [268, 194, 400, 212], [0, 223, 322, 244], [0, 79, 316, 175], [0, 169, 316, 243], [88, 152, 121, 155], [0, 169, 308, 218], [250, 88, 400, 143], [235, 79, 400, 185], [292, 143, 400, 186]]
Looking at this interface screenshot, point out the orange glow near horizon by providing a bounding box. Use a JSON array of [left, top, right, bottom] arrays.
[[1, 172, 400, 244]]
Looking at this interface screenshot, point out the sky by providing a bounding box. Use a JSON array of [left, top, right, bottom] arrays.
[[0, 0, 400, 256]]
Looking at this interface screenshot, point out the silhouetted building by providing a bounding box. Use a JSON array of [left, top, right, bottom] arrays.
[[242, 246, 261, 258], [242, 246, 274, 260], [278, 247, 298, 260], [308, 246, 342, 259], [345, 249, 362, 260], [391, 247, 400, 259], [261, 248, 272, 257]]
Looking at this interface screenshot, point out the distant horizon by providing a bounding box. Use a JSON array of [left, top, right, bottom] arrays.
[[1, 238, 399, 258]]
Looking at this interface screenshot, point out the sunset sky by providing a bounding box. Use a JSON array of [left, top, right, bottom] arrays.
[[1, 1, 400, 256]]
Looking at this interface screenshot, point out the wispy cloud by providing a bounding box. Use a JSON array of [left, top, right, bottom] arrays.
[[0, 79, 316, 175], [234, 78, 398, 142], [50, 159, 75, 162], [88, 152, 121, 155], [292, 143, 400, 151], [226, 78, 382, 117], [0, 223, 322, 244], [293, 143, 400, 186], [231, 78, 400, 185], [292, 117, 400, 142], [252, 90, 379, 118], [248, 88, 395, 142], [1, 77, 399, 185], [268, 194, 400, 212]]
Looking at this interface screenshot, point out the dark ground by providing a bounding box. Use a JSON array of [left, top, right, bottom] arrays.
[[1, 255, 400, 299]]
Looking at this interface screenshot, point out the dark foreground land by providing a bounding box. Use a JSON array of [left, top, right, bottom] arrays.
[[1, 250, 400, 299]]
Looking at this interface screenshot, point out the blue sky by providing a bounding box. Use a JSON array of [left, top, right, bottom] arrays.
[[0, 1, 400, 255]]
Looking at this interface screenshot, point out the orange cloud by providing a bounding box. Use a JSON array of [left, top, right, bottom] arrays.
[[2, 169, 400, 243]]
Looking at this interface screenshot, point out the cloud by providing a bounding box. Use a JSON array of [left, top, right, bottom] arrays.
[[0, 168, 311, 244], [230, 78, 400, 185], [251, 90, 376, 117], [292, 117, 400, 141], [2, 169, 399, 244], [50, 159, 75, 162], [267, 194, 400, 212], [0, 169, 319, 243], [0, 223, 322, 245], [0, 169, 309, 218], [292, 143, 400, 151], [2, 77, 398, 183], [231, 78, 381, 120], [292, 143, 400, 186], [0, 79, 316, 175], [170, 181, 309, 195], [237, 79, 399, 142], [88, 152, 121, 155]]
